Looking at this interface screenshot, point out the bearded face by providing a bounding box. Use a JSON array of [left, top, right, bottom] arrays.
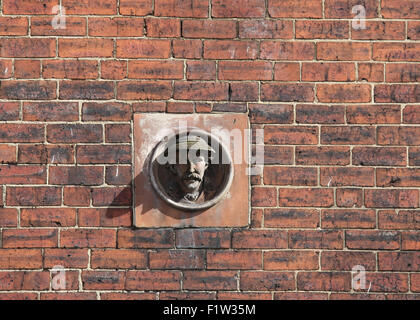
[[173, 153, 208, 194]]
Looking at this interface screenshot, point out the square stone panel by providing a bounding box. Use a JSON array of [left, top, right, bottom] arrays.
[[133, 113, 250, 228]]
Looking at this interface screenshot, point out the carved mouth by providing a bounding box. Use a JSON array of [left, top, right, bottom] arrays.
[[183, 174, 201, 182]]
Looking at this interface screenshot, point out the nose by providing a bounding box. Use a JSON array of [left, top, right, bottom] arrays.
[[187, 161, 195, 172]]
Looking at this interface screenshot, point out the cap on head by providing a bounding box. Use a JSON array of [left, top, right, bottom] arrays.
[[175, 135, 216, 154]]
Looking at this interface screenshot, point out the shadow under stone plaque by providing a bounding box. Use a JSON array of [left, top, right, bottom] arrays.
[[133, 113, 250, 228]]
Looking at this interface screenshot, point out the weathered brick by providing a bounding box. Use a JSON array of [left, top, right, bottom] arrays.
[[365, 189, 419, 208], [43, 60, 98, 79], [59, 81, 114, 100], [0, 81, 56, 100], [297, 272, 351, 291], [232, 230, 287, 248], [101, 60, 127, 80], [176, 229, 230, 248], [61, 229, 116, 248], [0, 165, 46, 184], [6, 187, 61, 206], [186, 61, 216, 80], [260, 41, 314, 60], [118, 229, 173, 248], [128, 60, 184, 79], [91, 249, 147, 269], [117, 81, 172, 100], [21, 208, 76, 227], [251, 187, 277, 207], [268, 0, 322, 18], [31, 17, 86, 36], [77, 145, 131, 164], [0, 38, 55, 57], [0, 208, 18, 227], [18, 145, 74, 164], [296, 146, 350, 165], [14, 60, 41, 79], [119, 0, 153, 15], [261, 83, 314, 102], [2, 229, 58, 248], [126, 271, 181, 290], [182, 20, 237, 38], [82, 271, 125, 290], [346, 230, 400, 249], [219, 61, 272, 80], [320, 167, 374, 187], [241, 271, 295, 291], [317, 42, 371, 61], [49, 166, 103, 185], [322, 251, 376, 270], [347, 105, 401, 124], [44, 249, 89, 268], [88, 17, 143, 37], [378, 126, 420, 145], [174, 82, 228, 100], [0, 249, 42, 269], [265, 166, 317, 186], [105, 166, 132, 185], [352, 21, 405, 40], [317, 84, 371, 103], [264, 251, 319, 270], [117, 39, 171, 58], [150, 249, 205, 269], [204, 40, 258, 59], [155, 0, 208, 17], [264, 209, 319, 228], [59, 39, 113, 57], [279, 188, 334, 207], [402, 231, 420, 250], [0, 102, 19, 120], [379, 252, 420, 271], [379, 210, 420, 230], [336, 188, 363, 208], [302, 63, 355, 81], [0, 271, 50, 291], [173, 39, 202, 58], [296, 20, 349, 39], [353, 147, 406, 166], [325, 0, 378, 18], [47, 124, 102, 143], [321, 126, 375, 145], [239, 20, 293, 39], [91, 187, 132, 206], [3, 0, 58, 14], [381, 0, 420, 19], [146, 18, 180, 37], [79, 208, 131, 227], [23, 102, 78, 121], [358, 63, 384, 82], [321, 209, 376, 229], [289, 230, 343, 249], [373, 43, 420, 61]]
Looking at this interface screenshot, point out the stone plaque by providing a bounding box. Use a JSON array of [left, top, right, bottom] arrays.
[[133, 113, 250, 228]]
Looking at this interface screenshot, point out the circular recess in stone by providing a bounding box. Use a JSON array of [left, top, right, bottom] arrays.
[[149, 128, 234, 211]]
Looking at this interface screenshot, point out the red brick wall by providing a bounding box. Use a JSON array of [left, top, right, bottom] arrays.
[[0, 0, 419, 300]]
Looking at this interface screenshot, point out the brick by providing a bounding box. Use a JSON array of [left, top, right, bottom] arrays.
[[47, 124, 102, 143], [324, 0, 379, 18], [101, 60, 127, 80], [261, 83, 314, 102], [160, 292, 215, 300], [0, 293, 38, 300], [62, 0, 117, 14], [0, 102, 19, 120], [265, 126, 318, 145], [404, 105, 420, 123], [118, 229, 173, 248], [204, 40, 258, 59], [296, 20, 349, 39], [336, 188, 363, 207], [263, 146, 293, 165], [183, 20, 237, 38], [118, 39, 171, 58], [40, 293, 97, 300], [31, 17, 86, 36], [347, 105, 401, 124], [0, 60, 12, 79], [322, 251, 376, 271], [232, 230, 287, 248], [173, 39, 202, 58], [378, 126, 420, 145], [91, 249, 147, 269], [408, 21, 420, 40], [7, 187, 61, 206], [184, 271, 237, 290], [175, 229, 230, 248], [379, 252, 420, 271], [264, 251, 319, 270], [82, 102, 131, 121], [321, 126, 375, 145], [105, 166, 132, 185], [381, 0, 420, 19], [119, 0, 153, 15], [297, 272, 351, 291], [18, 145, 74, 164], [317, 84, 371, 103], [317, 42, 371, 61], [346, 230, 400, 249], [386, 64, 420, 83], [0, 165, 46, 184], [297, 105, 345, 124], [410, 147, 420, 166], [379, 210, 420, 230], [0, 38, 55, 57], [249, 104, 293, 124], [89, 17, 143, 37], [59, 80, 114, 100], [0, 271, 50, 291], [61, 229, 116, 248], [359, 273, 409, 293], [320, 167, 374, 187], [150, 250, 205, 269], [229, 83, 259, 102], [82, 271, 125, 290], [3, 0, 58, 14], [264, 209, 319, 228], [296, 146, 349, 165], [260, 41, 314, 60], [102, 293, 156, 300], [126, 271, 181, 290], [279, 188, 334, 207], [219, 61, 272, 81], [212, 0, 265, 17], [44, 249, 89, 268], [358, 63, 384, 82], [59, 39, 113, 57], [91, 187, 132, 206], [0, 249, 42, 269], [117, 81, 172, 100], [274, 63, 300, 81], [274, 292, 328, 300], [21, 208, 76, 227], [186, 61, 216, 80], [302, 62, 355, 81], [251, 187, 277, 207], [289, 230, 343, 249], [377, 168, 420, 187], [146, 18, 180, 37], [373, 43, 420, 61], [413, 275, 420, 292], [0, 124, 44, 143], [14, 60, 41, 79], [239, 20, 293, 39], [167, 102, 195, 113], [128, 60, 184, 79], [353, 147, 406, 166], [43, 60, 98, 79], [155, 0, 208, 17], [206, 251, 261, 270], [2, 229, 58, 248], [268, 0, 322, 18], [0, 81, 56, 100], [240, 271, 295, 291], [218, 292, 271, 300], [78, 208, 131, 227], [174, 82, 228, 100], [365, 189, 418, 208], [49, 166, 102, 186], [402, 231, 420, 250], [0, 145, 16, 164], [264, 167, 317, 186], [0, 208, 18, 227], [77, 145, 130, 164], [352, 21, 405, 40], [322, 209, 376, 229], [23, 102, 79, 121], [0, 17, 28, 36]]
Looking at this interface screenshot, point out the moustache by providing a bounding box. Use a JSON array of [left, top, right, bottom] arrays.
[[183, 173, 201, 182]]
